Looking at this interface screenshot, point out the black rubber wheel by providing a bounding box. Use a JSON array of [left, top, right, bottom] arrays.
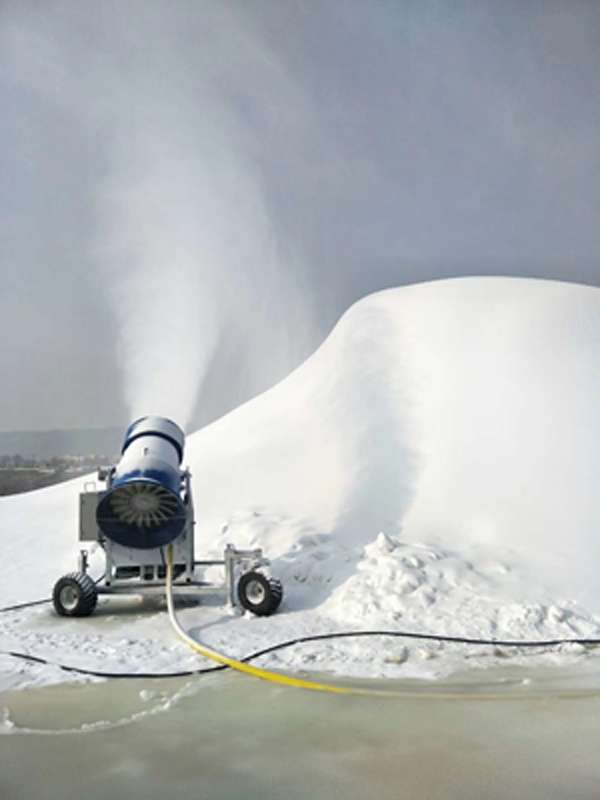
[[237, 571, 283, 616], [53, 572, 98, 617]]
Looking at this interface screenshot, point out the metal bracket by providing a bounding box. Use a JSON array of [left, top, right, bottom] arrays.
[[224, 544, 269, 607], [78, 549, 88, 574], [193, 544, 268, 607]]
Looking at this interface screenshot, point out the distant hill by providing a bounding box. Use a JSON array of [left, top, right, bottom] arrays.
[[0, 427, 124, 459]]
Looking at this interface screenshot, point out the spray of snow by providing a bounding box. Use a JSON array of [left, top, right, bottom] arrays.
[[97, 104, 312, 429], [92, 8, 315, 430]]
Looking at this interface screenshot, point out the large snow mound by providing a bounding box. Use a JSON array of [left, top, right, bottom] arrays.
[[2, 277, 600, 689], [189, 276, 600, 603]]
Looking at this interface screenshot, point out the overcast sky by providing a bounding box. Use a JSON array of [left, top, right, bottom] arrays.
[[1, 1, 599, 432]]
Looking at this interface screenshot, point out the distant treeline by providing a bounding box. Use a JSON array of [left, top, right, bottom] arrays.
[[0, 429, 122, 496], [0, 453, 111, 470], [0, 451, 115, 496], [0, 467, 87, 496], [0, 427, 123, 460]]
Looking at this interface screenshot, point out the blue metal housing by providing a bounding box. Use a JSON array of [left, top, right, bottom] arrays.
[[96, 417, 188, 549]]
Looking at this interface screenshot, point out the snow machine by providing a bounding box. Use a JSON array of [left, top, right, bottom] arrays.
[[52, 416, 282, 617]]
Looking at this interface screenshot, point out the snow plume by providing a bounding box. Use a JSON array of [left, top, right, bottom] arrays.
[[0, 1, 318, 430], [93, 7, 315, 430], [97, 130, 218, 428], [96, 112, 270, 429]]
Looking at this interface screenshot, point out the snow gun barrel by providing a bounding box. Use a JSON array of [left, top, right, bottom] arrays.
[[95, 417, 187, 550]]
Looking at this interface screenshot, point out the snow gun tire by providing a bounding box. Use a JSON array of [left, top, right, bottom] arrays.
[[238, 572, 283, 616], [53, 572, 98, 617]]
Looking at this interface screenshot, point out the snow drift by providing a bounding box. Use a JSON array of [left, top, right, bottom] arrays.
[[2, 276, 600, 688], [189, 276, 600, 606]]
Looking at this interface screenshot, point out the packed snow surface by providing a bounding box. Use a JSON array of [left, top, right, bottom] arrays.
[[2, 277, 600, 690]]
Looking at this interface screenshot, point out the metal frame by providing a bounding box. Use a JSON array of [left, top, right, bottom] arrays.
[[77, 468, 270, 608]]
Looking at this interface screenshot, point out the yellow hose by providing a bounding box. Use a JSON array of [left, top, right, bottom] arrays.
[[165, 546, 600, 700], [166, 545, 359, 694]]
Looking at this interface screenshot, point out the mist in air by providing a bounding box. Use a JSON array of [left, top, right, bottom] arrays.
[[95, 18, 315, 428], [93, 5, 317, 429], [1, 1, 599, 431]]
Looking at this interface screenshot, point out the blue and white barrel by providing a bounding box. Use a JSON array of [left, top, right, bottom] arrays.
[[96, 417, 187, 549]]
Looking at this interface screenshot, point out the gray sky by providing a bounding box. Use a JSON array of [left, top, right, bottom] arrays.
[[1, 0, 599, 432]]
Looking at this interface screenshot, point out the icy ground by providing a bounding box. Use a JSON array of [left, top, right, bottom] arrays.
[[2, 277, 600, 690]]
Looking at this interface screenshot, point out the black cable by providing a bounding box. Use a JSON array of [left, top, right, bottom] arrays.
[[0, 649, 225, 679], [0, 598, 52, 614], [0, 574, 106, 614], [0, 577, 225, 677], [244, 629, 600, 655], [1, 629, 599, 681]]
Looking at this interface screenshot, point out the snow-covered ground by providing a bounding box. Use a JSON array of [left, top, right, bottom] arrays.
[[2, 276, 600, 690]]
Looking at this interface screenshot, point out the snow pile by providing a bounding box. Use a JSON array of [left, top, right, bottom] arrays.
[[2, 277, 600, 689]]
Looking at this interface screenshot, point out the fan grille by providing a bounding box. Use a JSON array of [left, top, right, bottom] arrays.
[[109, 483, 181, 528]]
